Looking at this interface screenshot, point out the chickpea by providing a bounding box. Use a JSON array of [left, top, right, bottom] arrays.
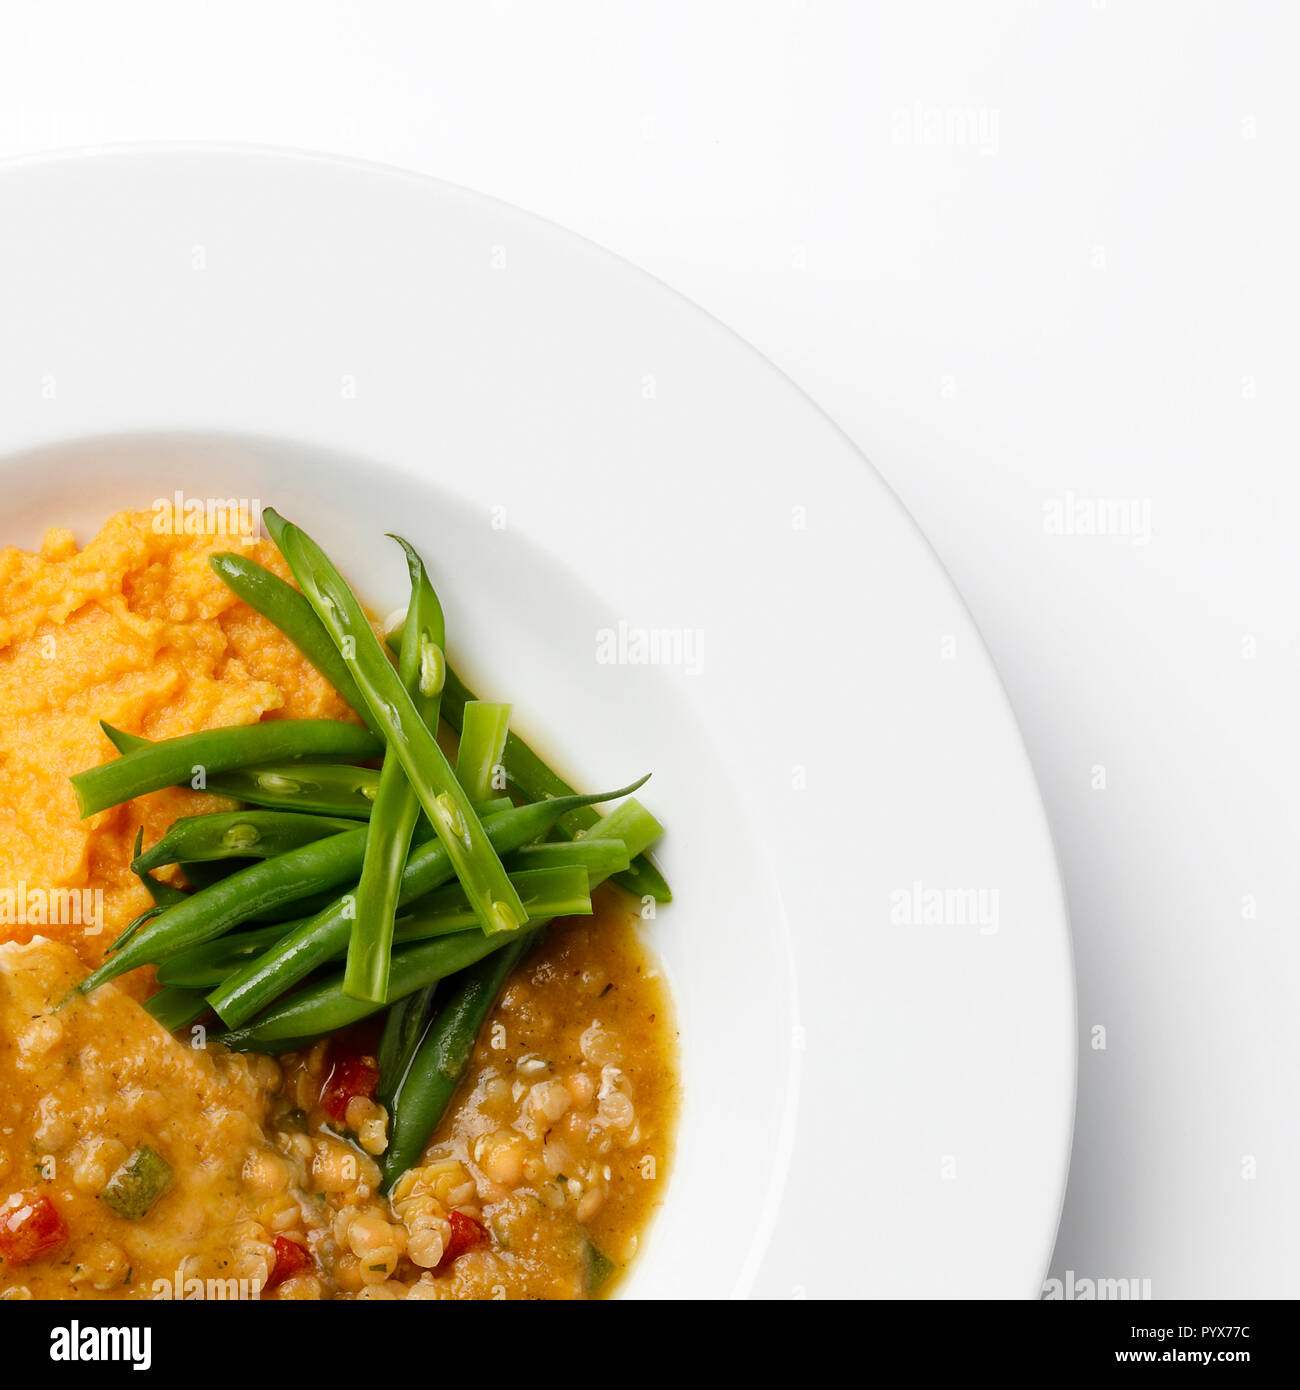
[[579, 1022, 621, 1067], [265, 1199, 302, 1233], [359, 1254, 401, 1285], [523, 1156, 545, 1184], [209, 1106, 259, 1149], [311, 1138, 363, 1193], [355, 1281, 400, 1299], [528, 1080, 571, 1123], [346, 1210, 406, 1261], [345, 1096, 389, 1156], [578, 967, 608, 998], [577, 1187, 606, 1222], [20, 1015, 63, 1057], [480, 1130, 527, 1186], [71, 1241, 129, 1291], [565, 1071, 596, 1110], [70, 1136, 128, 1194], [482, 1076, 513, 1115], [609, 1231, 640, 1264], [333, 1252, 365, 1294], [245, 1054, 283, 1093], [542, 1136, 572, 1178], [242, 1148, 289, 1195], [230, 1221, 275, 1288], [598, 1091, 635, 1131], [294, 1069, 321, 1111], [33, 1096, 73, 1152], [276, 1273, 322, 1300], [390, 1167, 453, 1268], [132, 1088, 170, 1128], [286, 1131, 315, 1164]]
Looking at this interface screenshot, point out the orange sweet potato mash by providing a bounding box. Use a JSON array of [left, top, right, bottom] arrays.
[[0, 509, 356, 981]]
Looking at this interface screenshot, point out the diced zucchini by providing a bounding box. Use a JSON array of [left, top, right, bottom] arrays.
[[583, 1238, 617, 1297], [101, 1145, 172, 1220]]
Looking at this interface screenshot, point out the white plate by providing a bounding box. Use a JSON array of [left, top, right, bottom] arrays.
[[0, 147, 1073, 1299]]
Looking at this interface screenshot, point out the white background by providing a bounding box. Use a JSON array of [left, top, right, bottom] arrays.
[[2, 0, 1295, 1297]]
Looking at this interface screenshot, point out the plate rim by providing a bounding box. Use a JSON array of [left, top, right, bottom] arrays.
[[0, 142, 1077, 1297]]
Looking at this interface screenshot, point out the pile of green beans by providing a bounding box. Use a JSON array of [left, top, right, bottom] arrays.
[[219, 555, 671, 901], [69, 511, 670, 1194], [207, 783, 644, 1028], [80, 827, 374, 994], [159, 866, 590, 991], [220, 798, 665, 1185]]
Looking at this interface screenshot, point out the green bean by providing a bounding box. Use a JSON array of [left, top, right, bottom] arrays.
[[134, 810, 361, 872], [376, 986, 436, 1113], [455, 702, 511, 805], [264, 510, 526, 937], [389, 867, 590, 942], [167, 866, 587, 991], [137, 873, 187, 906], [178, 859, 247, 889], [129, 828, 187, 910], [379, 800, 664, 1186], [204, 763, 381, 816], [227, 808, 520, 931], [159, 754, 508, 822], [503, 838, 631, 879], [388, 637, 671, 903], [106, 904, 165, 956], [72, 719, 381, 818], [144, 986, 210, 1032], [247, 886, 347, 924], [381, 935, 531, 1186], [218, 930, 508, 1053], [208, 782, 644, 1028], [78, 828, 371, 995], [599, 846, 670, 904], [345, 537, 445, 1004], [155, 920, 304, 988], [209, 552, 378, 734], [574, 798, 664, 867]]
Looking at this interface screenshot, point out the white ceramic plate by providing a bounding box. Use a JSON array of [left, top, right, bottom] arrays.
[[0, 147, 1073, 1299]]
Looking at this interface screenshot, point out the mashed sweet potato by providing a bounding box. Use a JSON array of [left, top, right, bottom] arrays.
[[0, 509, 356, 980]]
